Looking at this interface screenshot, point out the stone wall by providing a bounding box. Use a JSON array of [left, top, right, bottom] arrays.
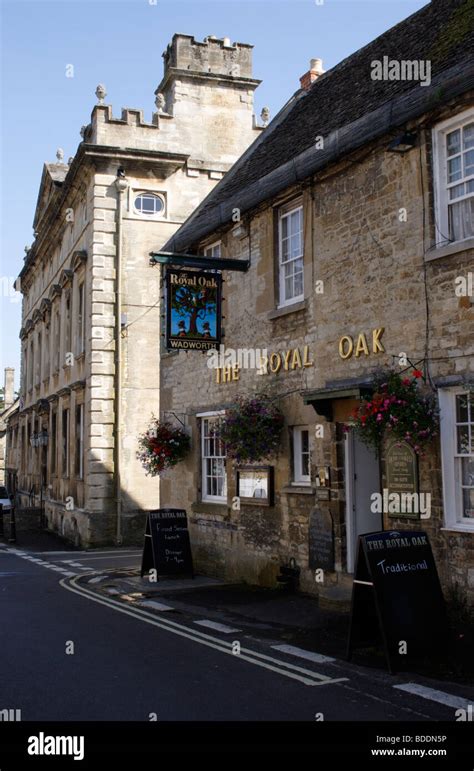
[[161, 109, 474, 604]]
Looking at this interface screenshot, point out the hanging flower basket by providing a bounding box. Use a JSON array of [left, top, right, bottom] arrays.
[[218, 394, 284, 464], [136, 418, 190, 476], [346, 368, 439, 455]]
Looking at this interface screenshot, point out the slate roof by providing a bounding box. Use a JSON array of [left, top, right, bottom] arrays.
[[165, 0, 474, 253]]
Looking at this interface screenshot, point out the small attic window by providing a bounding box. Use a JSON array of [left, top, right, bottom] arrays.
[[134, 192, 164, 217]]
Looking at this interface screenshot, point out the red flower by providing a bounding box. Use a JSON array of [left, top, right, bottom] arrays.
[[402, 378, 411, 386], [413, 369, 423, 379]]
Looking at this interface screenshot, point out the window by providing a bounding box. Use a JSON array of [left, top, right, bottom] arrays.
[[23, 346, 28, 395], [61, 408, 69, 477], [76, 282, 85, 355], [134, 192, 164, 216], [64, 291, 72, 358], [54, 310, 60, 372], [29, 340, 34, 390], [50, 411, 57, 475], [293, 426, 311, 484], [278, 204, 304, 306], [433, 109, 474, 244], [201, 415, 227, 501], [204, 242, 221, 259], [43, 324, 50, 380], [75, 404, 84, 479], [455, 393, 474, 520], [439, 389, 474, 529], [35, 332, 42, 385]]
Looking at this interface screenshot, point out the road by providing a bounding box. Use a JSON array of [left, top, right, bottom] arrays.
[[0, 541, 472, 722]]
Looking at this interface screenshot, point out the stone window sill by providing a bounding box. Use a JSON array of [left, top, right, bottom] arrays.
[[440, 525, 474, 535], [191, 500, 229, 516], [281, 485, 315, 495], [267, 299, 307, 320], [425, 237, 474, 262]]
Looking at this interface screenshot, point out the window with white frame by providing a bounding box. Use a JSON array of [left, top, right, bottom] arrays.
[[278, 203, 304, 306], [433, 109, 474, 244], [133, 192, 165, 217], [204, 242, 221, 259], [201, 415, 227, 501], [439, 388, 474, 529], [292, 426, 311, 484]]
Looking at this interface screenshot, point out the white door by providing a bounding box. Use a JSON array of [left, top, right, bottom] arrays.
[[345, 431, 382, 572]]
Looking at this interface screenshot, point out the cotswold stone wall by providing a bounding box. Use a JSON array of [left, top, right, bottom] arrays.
[[160, 113, 474, 603]]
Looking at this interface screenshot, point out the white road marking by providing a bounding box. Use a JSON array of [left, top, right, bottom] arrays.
[[394, 683, 471, 710], [194, 619, 240, 634], [61, 576, 348, 688], [139, 600, 175, 612], [63, 554, 141, 562], [271, 644, 335, 664], [88, 576, 106, 584]]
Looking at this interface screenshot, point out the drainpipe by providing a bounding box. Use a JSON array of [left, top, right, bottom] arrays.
[[114, 168, 128, 545]]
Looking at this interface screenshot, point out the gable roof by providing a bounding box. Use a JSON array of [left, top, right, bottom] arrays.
[[33, 163, 69, 231], [164, 0, 474, 253]]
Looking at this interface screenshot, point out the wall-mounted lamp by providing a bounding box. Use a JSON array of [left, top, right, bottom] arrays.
[[388, 131, 417, 154]]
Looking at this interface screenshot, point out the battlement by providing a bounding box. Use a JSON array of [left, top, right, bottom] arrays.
[[162, 33, 254, 80]]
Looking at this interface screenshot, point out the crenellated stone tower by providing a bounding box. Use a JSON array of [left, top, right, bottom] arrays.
[[13, 34, 263, 546]]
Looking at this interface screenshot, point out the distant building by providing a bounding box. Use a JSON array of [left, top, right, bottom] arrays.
[[10, 34, 262, 546], [0, 368, 18, 487], [159, 1, 474, 604]]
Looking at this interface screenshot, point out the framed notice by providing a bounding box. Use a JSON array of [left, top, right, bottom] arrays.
[[385, 440, 419, 519], [236, 466, 274, 507], [166, 268, 222, 351]]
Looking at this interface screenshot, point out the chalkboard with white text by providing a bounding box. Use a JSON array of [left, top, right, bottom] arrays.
[[346, 530, 446, 672], [141, 509, 194, 579]]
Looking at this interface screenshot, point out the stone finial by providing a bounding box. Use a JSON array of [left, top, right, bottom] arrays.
[[68, 157, 74, 165], [80, 125, 87, 139], [95, 84, 107, 104], [260, 107, 270, 127], [56, 148, 64, 163], [155, 93, 166, 114], [24, 245, 30, 255]]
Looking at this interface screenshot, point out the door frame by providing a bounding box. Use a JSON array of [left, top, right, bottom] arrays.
[[344, 431, 356, 573]]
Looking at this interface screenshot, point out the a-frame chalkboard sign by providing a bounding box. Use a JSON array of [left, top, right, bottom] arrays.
[[347, 530, 446, 673], [140, 509, 194, 579]]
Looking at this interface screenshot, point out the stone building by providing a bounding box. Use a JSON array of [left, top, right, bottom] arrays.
[[0, 368, 18, 487], [9, 34, 262, 546], [159, 0, 474, 604]]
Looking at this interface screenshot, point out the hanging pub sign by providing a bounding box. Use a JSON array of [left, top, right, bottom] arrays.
[[165, 268, 222, 351], [346, 530, 446, 673], [141, 509, 194, 579]]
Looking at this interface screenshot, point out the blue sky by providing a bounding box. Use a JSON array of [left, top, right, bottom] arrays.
[[0, 0, 427, 386]]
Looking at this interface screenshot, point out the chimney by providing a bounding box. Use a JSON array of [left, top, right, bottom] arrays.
[[4, 368, 14, 410], [300, 58, 325, 91]]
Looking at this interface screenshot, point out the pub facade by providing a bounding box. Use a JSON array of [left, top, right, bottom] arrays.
[[158, 0, 474, 605]]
